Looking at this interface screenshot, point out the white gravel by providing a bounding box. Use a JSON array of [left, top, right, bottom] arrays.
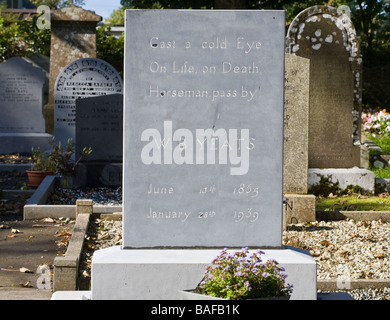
[[283, 219, 390, 281], [80, 218, 390, 300], [48, 187, 122, 206]]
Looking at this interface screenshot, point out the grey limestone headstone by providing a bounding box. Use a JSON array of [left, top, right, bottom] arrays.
[[283, 54, 310, 194], [123, 10, 285, 248], [75, 94, 123, 187], [54, 58, 123, 146], [286, 5, 362, 168], [75, 94, 123, 162], [0, 57, 46, 133]]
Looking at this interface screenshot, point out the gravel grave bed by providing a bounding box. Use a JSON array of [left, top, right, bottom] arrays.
[[44, 188, 390, 299], [0, 153, 32, 165], [79, 217, 390, 300], [47, 187, 122, 206]]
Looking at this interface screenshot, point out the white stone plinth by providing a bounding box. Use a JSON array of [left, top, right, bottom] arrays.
[[308, 168, 375, 194], [91, 246, 317, 300]]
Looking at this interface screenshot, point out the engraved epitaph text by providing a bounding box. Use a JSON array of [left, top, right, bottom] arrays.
[[123, 10, 285, 248]]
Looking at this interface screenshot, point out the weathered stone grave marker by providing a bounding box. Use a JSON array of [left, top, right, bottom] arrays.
[[0, 57, 52, 154], [75, 94, 123, 187], [283, 54, 316, 224], [283, 54, 310, 195], [45, 5, 102, 133], [91, 10, 317, 301], [286, 5, 362, 169], [287, 5, 375, 194], [54, 58, 123, 147]]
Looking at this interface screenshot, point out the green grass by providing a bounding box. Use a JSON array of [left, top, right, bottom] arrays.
[[364, 134, 390, 178], [370, 166, 390, 178], [316, 196, 390, 211], [367, 134, 390, 155]]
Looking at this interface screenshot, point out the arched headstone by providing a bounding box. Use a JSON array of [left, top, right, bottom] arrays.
[[0, 57, 52, 154], [286, 5, 362, 168], [54, 58, 123, 146], [0, 57, 46, 133]]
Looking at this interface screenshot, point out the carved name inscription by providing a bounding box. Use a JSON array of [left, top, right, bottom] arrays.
[[123, 10, 285, 248], [54, 58, 123, 146]]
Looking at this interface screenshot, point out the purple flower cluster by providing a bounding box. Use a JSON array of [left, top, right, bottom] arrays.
[[195, 247, 293, 300]]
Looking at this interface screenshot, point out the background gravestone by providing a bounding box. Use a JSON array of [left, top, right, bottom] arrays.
[[45, 5, 102, 133], [284, 54, 310, 194], [75, 94, 123, 187], [0, 57, 52, 154], [0, 57, 46, 133], [286, 5, 362, 168], [123, 10, 285, 248], [54, 58, 123, 148], [283, 54, 316, 225]]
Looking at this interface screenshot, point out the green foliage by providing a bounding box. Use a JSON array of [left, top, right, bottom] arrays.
[[0, 11, 50, 62], [340, 184, 364, 195], [120, 0, 212, 9], [309, 176, 342, 197], [48, 137, 92, 175], [370, 166, 390, 179], [310, 176, 368, 197], [195, 247, 292, 300], [29, 0, 85, 9], [106, 7, 126, 25], [350, 0, 390, 51], [316, 196, 390, 211], [30, 137, 92, 175], [366, 134, 390, 155], [96, 25, 124, 75], [30, 148, 56, 172], [364, 133, 390, 178]]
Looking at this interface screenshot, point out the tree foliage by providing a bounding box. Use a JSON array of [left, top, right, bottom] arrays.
[[28, 0, 85, 9], [120, 0, 212, 9], [1, 0, 389, 107], [350, 0, 390, 51], [0, 11, 50, 62], [96, 25, 124, 75], [106, 7, 127, 25]]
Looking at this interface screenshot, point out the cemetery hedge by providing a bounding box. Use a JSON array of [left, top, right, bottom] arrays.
[[0, 8, 124, 73], [0, 13, 50, 61]]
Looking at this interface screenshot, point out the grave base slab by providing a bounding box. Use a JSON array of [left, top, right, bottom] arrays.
[[308, 168, 375, 194], [0, 133, 52, 154], [91, 246, 317, 300], [283, 194, 316, 225]]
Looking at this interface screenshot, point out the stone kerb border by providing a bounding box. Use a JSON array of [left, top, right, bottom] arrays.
[[53, 211, 90, 292], [317, 210, 390, 222], [318, 279, 390, 292]]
